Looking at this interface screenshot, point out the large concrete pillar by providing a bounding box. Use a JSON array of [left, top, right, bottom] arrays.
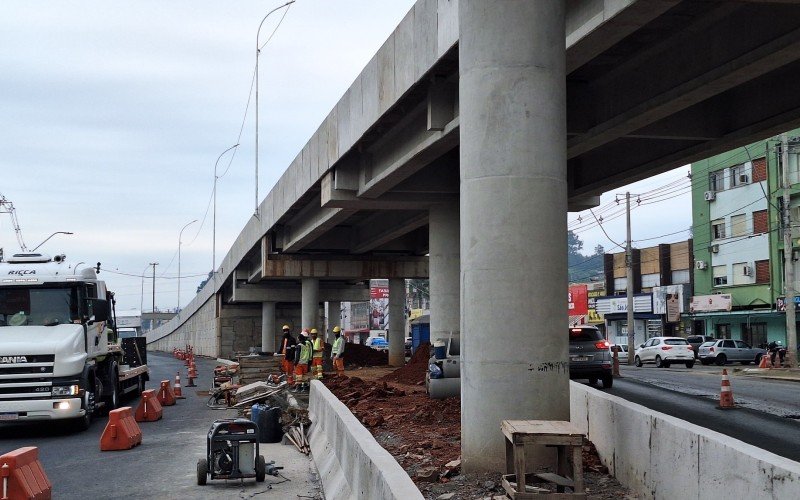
[[301, 278, 319, 330], [261, 301, 276, 353], [460, 1, 568, 472], [388, 278, 406, 366], [326, 301, 341, 343], [430, 201, 460, 340]]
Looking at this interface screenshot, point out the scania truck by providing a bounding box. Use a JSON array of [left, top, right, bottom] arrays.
[[0, 252, 148, 430]]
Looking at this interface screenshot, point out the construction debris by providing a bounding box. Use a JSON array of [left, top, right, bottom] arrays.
[[236, 356, 282, 385], [282, 407, 312, 455], [381, 342, 430, 385]]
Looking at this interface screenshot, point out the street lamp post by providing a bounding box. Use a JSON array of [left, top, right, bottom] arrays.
[[213, 144, 239, 278], [31, 231, 73, 252], [139, 264, 150, 314], [178, 219, 198, 311], [255, 1, 295, 217], [150, 262, 158, 314]]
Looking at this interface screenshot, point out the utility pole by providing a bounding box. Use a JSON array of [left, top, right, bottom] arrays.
[[782, 133, 797, 368], [150, 262, 158, 314], [626, 192, 636, 365]]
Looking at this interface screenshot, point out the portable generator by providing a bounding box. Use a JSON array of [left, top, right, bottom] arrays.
[[197, 418, 266, 485]]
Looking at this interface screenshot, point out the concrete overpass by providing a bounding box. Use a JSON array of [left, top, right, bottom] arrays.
[[148, 0, 800, 471]]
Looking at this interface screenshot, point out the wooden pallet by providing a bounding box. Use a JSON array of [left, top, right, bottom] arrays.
[[236, 356, 282, 385]]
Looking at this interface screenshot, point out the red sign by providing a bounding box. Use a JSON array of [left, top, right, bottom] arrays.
[[568, 285, 588, 316], [370, 286, 389, 299]]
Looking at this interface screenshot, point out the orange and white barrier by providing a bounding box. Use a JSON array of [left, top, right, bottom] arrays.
[[719, 368, 735, 409], [173, 372, 184, 399], [186, 360, 197, 387], [157, 380, 176, 406], [134, 390, 163, 422], [100, 407, 143, 451], [0, 447, 51, 499]]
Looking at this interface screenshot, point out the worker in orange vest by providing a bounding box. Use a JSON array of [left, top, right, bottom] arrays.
[[280, 325, 296, 385]]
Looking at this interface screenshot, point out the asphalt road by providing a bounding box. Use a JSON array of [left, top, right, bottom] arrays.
[[595, 364, 800, 462], [0, 352, 319, 499]]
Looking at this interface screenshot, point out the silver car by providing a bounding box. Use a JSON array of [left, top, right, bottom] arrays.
[[698, 339, 767, 366]]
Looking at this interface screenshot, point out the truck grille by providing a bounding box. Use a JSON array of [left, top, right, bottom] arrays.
[[0, 355, 55, 399]]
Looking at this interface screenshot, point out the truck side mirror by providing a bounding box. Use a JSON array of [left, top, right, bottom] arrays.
[[87, 298, 109, 322]]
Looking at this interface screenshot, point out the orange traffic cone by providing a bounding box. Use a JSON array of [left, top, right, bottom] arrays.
[[173, 372, 185, 399], [719, 369, 735, 409], [186, 360, 197, 387], [758, 354, 771, 369]]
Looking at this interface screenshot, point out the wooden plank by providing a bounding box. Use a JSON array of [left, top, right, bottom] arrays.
[[572, 444, 585, 494], [535, 472, 574, 488], [503, 420, 584, 437], [514, 443, 526, 495]]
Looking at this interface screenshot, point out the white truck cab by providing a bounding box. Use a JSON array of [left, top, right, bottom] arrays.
[[0, 252, 148, 430]]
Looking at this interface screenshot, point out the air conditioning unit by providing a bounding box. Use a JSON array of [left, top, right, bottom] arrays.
[[704, 191, 716, 201], [739, 174, 749, 184], [711, 244, 720, 253], [743, 265, 752, 276], [695, 260, 707, 270]]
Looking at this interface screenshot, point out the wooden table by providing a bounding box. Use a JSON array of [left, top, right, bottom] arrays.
[[501, 420, 586, 499]]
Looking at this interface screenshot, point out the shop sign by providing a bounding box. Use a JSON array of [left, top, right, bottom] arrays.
[[689, 294, 732, 313]]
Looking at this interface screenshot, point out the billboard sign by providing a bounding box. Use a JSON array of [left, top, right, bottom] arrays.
[[689, 294, 732, 313], [568, 285, 588, 316]]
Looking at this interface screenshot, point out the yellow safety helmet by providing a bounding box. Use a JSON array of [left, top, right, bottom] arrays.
[[310, 328, 318, 335], [282, 324, 290, 331], [332, 326, 341, 333]]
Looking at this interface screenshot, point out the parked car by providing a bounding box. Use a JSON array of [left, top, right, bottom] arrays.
[[698, 339, 766, 366], [609, 344, 629, 363], [686, 335, 716, 358], [634, 337, 694, 368], [569, 326, 613, 389], [365, 336, 388, 351]]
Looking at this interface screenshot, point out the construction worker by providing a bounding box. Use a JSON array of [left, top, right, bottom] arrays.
[[280, 325, 296, 385], [331, 326, 345, 377], [294, 329, 313, 392], [311, 328, 324, 380]]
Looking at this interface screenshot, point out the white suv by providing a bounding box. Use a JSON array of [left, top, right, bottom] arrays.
[[634, 337, 694, 368]]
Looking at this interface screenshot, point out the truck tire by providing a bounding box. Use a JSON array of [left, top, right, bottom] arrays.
[[73, 373, 98, 431], [103, 362, 120, 412]]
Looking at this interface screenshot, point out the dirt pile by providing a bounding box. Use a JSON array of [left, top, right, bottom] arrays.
[[381, 342, 430, 385], [342, 342, 388, 366]]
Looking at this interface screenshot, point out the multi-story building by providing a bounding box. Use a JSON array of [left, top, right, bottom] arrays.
[[595, 240, 693, 346], [690, 138, 785, 347]]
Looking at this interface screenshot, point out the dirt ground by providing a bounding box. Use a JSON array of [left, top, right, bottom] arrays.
[[323, 370, 638, 499]]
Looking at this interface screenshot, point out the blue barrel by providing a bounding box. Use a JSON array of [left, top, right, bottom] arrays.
[[251, 404, 283, 443], [433, 340, 447, 360]]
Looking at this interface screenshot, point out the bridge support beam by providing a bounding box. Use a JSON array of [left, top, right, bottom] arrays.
[[388, 278, 406, 367], [302, 278, 320, 331], [326, 301, 341, 344], [460, 0, 569, 472], [261, 301, 276, 353], [429, 200, 460, 341]]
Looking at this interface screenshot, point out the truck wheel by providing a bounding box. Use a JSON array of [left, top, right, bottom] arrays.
[[74, 375, 98, 431], [136, 375, 145, 395], [103, 363, 120, 412], [197, 458, 208, 485], [255, 455, 266, 482], [601, 374, 613, 389]]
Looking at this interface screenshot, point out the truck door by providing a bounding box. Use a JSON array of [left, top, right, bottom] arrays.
[[83, 284, 108, 357]]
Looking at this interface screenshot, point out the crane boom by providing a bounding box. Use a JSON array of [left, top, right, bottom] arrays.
[[0, 193, 28, 252]]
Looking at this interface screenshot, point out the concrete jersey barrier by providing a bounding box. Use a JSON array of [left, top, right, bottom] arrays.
[[308, 380, 423, 500], [570, 381, 800, 499]]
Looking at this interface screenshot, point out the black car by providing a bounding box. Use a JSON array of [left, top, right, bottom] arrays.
[[569, 326, 613, 389], [686, 335, 715, 358]]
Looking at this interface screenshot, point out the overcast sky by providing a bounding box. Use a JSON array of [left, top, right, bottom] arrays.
[[1, 0, 691, 312]]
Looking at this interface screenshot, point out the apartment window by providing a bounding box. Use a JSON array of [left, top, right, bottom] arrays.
[[671, 269, 690, 284], [753, 209, 768, 234], [713, 265, 727, 286], [730, 164, 744, 187], [613, 277, 627, 293], [731, 214, 747, 237], [732, 262, 751, 285], [755, 259, 770, 284], [712, 219, 726, 239], [641, 273, 660, 290], [709, 170, 724, 192]]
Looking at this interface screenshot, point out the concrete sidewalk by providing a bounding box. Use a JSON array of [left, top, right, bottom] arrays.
[[738, 366, 800, 383]]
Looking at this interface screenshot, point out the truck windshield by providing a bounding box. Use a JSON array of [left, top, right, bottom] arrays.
[[0, 286, 80, 327]]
